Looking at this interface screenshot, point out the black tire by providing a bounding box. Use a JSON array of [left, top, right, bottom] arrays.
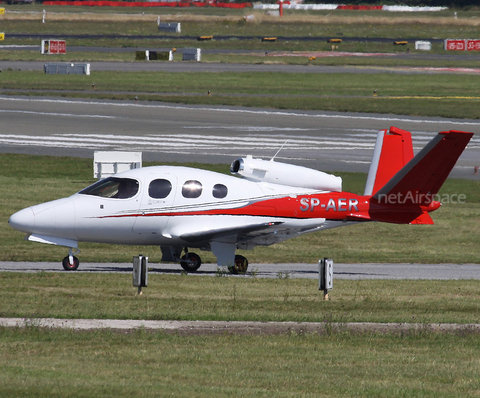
[[180, 252, 202, 272], [228, 255, 248, 274], [62, 256, 80, 271]]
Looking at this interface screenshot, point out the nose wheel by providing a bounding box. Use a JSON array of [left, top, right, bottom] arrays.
[[62, 255, 80, 271], [62, 248, 80, 271]]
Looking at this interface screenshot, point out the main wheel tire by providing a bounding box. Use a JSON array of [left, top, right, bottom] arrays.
[[180, 252, 202, 272], [228, 255, 249, 274], [62, 256, 80, 271]]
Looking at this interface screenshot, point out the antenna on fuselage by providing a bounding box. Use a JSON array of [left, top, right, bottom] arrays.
[[271, 141, 288, 161]]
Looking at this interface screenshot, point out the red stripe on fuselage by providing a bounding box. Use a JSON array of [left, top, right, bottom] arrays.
[[101, 192, 369, 220]]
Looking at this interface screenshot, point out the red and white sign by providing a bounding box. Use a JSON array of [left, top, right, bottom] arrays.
[[445, 39, 480, 51], [467, 40, 480, 51], [49, 40, 66, 54], [444, 39, 466, 51], [41, 39, 66, 54]]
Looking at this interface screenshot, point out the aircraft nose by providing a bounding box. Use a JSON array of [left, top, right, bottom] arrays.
[[9, 207, 35, 233]]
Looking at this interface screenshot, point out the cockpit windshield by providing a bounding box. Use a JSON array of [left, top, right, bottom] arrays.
[[79, 177, 139, 199]]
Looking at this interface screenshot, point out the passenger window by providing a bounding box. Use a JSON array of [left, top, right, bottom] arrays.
[[213, 184, 228, 199], [182, 180, 202, 199], [79, 177, 139, 199], [149, 179, 172, 199]]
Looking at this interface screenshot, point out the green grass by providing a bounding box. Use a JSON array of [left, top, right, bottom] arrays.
[[1, 327, 479, 397], [1, 70, 480, 118], [2, 273, 480, 324], [1, 154, 479, 264], [1, 271, 480, 397], [3, 9, 480, 40]]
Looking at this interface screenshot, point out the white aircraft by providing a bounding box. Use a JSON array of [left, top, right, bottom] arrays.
[[9, 127, 473, 273]]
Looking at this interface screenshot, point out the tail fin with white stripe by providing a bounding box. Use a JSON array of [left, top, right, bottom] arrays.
[[364, 126, 414, 196]]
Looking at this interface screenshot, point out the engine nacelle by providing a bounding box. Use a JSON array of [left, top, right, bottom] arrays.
[[230, 155, 342, 192]]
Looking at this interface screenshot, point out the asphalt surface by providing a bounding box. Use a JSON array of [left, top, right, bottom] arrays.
[[0, 95, 479, 178], [2, 58, 480, 75], [1, 261, 479, 280], [0, 59, 396, 74]]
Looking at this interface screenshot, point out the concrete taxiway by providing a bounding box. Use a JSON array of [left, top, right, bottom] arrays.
[[2, 317, 479, 334], [3, 59, 480, 75], [1, 261, 479, 280]]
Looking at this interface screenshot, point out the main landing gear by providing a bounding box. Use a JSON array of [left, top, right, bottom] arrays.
[[229, 255, 248, 275], [180, 252, 202, 273], [179, 248, 249, 274], [62, 248, 80, 271]]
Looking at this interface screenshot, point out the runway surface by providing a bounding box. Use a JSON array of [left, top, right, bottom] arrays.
[[2, 59, 480, 75], [1, 95, 479, 178], [1, 261, 479, 280], [0, 59, 404, 74]]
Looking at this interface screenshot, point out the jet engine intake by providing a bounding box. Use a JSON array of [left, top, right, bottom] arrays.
[[230, 156, 342, 192]]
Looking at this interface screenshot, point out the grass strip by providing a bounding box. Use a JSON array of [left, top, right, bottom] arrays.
[[1, 71, 480, 118], [5, 48, 480, 68], [1, 327, 479, 397], [3, 9, 480, 38], [1, 273, 480, 324]]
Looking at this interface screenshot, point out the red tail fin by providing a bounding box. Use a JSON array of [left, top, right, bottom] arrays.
[[373, 130, 473, 206], [364, 126, 414, 196]]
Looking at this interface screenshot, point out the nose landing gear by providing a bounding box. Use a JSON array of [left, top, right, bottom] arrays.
[[62, 248, 80, 271]]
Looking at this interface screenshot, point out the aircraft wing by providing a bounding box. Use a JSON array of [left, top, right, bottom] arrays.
[[178, 218, 346, 248], [179, 221, 285, 245]]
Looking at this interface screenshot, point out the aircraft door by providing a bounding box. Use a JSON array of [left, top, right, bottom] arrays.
[[133, 174, 177, 242], [75, 176, 142, 244]]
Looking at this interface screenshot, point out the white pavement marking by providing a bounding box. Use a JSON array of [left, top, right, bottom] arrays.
[[0, 109, 118, 119], [1, 132, 477, 153], [2, 96, 480, 126], [0, 132, 378, 152]]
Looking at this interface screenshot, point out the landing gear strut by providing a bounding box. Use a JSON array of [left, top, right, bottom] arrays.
[[62, 248, 80, 271]]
